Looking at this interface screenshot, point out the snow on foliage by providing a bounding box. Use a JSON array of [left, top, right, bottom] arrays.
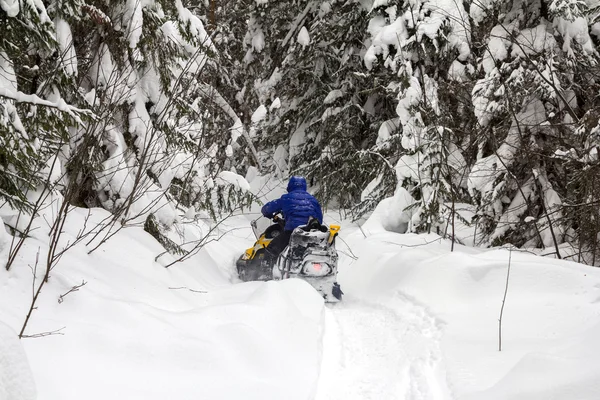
[[323, 89, 344, 105], [122, 0, 144, 49], [55, 19, 78, 76], [251, 104, 268, 123], [216, 171, 251, 191], [511, 24, 557, 58], [273, 145, 289, 178], [297, 26, 311, 47], [269, 97, 281, 111], [470, 0, 496, 24], [482, 24, 512, 73], [376, 118, 400, 146], [0, 0, 19, 17]]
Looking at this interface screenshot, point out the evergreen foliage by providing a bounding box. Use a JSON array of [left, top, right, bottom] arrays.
[[2, 0, 600, 264]]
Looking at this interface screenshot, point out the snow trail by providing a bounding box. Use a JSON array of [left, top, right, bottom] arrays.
[[316, 293, 452, 400]]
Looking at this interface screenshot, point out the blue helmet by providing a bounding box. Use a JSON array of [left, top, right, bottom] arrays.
[[287, 176, 307, 192]]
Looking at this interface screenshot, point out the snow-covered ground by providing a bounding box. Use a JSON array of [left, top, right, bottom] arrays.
[[2, 181, 600, 399]]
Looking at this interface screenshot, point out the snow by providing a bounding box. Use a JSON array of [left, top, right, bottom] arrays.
[[0, 322, 36, 400], [469, 98, 547, 207], [230, 118, 244, 142], [360, 172, 384, 203], [251, 104, 267, 123], [482, 24, 511, 73], [371, 0, 389, 9], [0, 223, 8, 255], [124, 0, 144, 49], [216, 171, 251, 191], [448, 60, 467, 81], [395, 152, 422, 183], [0, 201, 322, 399], [0, 0, 18, 17], [335, 215, 600, 400], [281, 3, 316, 48], [252, 27, 265, 52], [365, 0, 469, 70], [88, 43, 115, 90], [376, 118, 399, 145], [289, 123, 307, 160], [554, 16, 594, 56], [269, 97, 281, 111], [55, 18, 78, 77], [511, 24, 557, 58], [297, 27, 311, 47], [0, 52, 25, 133], [319, 1, 332, 17], [2, 179, 600, 400], [362, 186, 415, 234], [323, 89, 344, 105], [0, 53, 17, 93], [364, 16, 407, 70], [254, 68, 282, 105], [420, 0, 471, 61], [0, 87, 88, 123], [273, 145, 289, 178], [174, 0, 216, 53]]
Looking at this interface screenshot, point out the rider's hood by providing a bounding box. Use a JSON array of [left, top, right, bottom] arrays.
[[287, 176, 307, 192]]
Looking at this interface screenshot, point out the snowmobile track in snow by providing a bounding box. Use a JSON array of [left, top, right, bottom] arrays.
[[315, 292, 453, 400]]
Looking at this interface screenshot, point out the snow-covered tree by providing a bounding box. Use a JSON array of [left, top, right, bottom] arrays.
[[466, 0, 597, 255], [217, 0, 402, 212], [363, 0, 472, 232], [1, 0, 255, 256], [0, 0, 87, 212]]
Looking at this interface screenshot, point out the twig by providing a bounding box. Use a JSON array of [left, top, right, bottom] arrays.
[[21, 327, 66, 339], [336, 235, 359, 260], [58, 280, 87, 304], [168, 286, 207, 294], [356, 222, 367, 239], [499, 247, 512, 352]]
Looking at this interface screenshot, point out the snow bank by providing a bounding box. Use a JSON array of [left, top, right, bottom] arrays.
[[339, 216, 600, 400], [3, 173, 599, 400], [361, 187, 415, 234], [0, 322, 36, 400], [0, 206, 324, 400]]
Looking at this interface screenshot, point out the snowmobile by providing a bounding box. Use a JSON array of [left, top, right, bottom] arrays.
[[237, 215, 343, 302]]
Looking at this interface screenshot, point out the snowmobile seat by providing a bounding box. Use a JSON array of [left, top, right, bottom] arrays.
[[301, 217, 328, 233]]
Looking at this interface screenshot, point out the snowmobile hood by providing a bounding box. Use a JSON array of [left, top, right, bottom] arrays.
[[287, 176, 307, 192]]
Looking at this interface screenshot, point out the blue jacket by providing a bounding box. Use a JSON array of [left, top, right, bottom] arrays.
[[261, 176, 323, 231]]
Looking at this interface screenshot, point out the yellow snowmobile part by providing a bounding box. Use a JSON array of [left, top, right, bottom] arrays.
[[328, 225, 340, 244], [243, 235, 272, 260]]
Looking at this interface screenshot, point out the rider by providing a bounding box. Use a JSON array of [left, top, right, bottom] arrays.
[[261, 176, 323, 260]]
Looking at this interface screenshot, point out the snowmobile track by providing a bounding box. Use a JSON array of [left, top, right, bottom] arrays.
[[316, 292, 453, 400]]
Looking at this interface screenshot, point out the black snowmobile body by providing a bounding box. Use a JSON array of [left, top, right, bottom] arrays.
[[236, 218, 284, 282]]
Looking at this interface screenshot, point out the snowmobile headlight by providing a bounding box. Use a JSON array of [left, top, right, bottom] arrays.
[[302, 261, 331, 277]]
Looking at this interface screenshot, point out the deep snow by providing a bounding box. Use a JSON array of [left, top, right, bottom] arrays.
[[2, 179, 600, 399]]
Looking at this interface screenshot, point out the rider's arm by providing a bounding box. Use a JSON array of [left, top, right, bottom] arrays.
[[261, 198, 282, 219]]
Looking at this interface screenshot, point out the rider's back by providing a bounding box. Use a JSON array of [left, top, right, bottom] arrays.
[[280, 189, 322, 230]]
